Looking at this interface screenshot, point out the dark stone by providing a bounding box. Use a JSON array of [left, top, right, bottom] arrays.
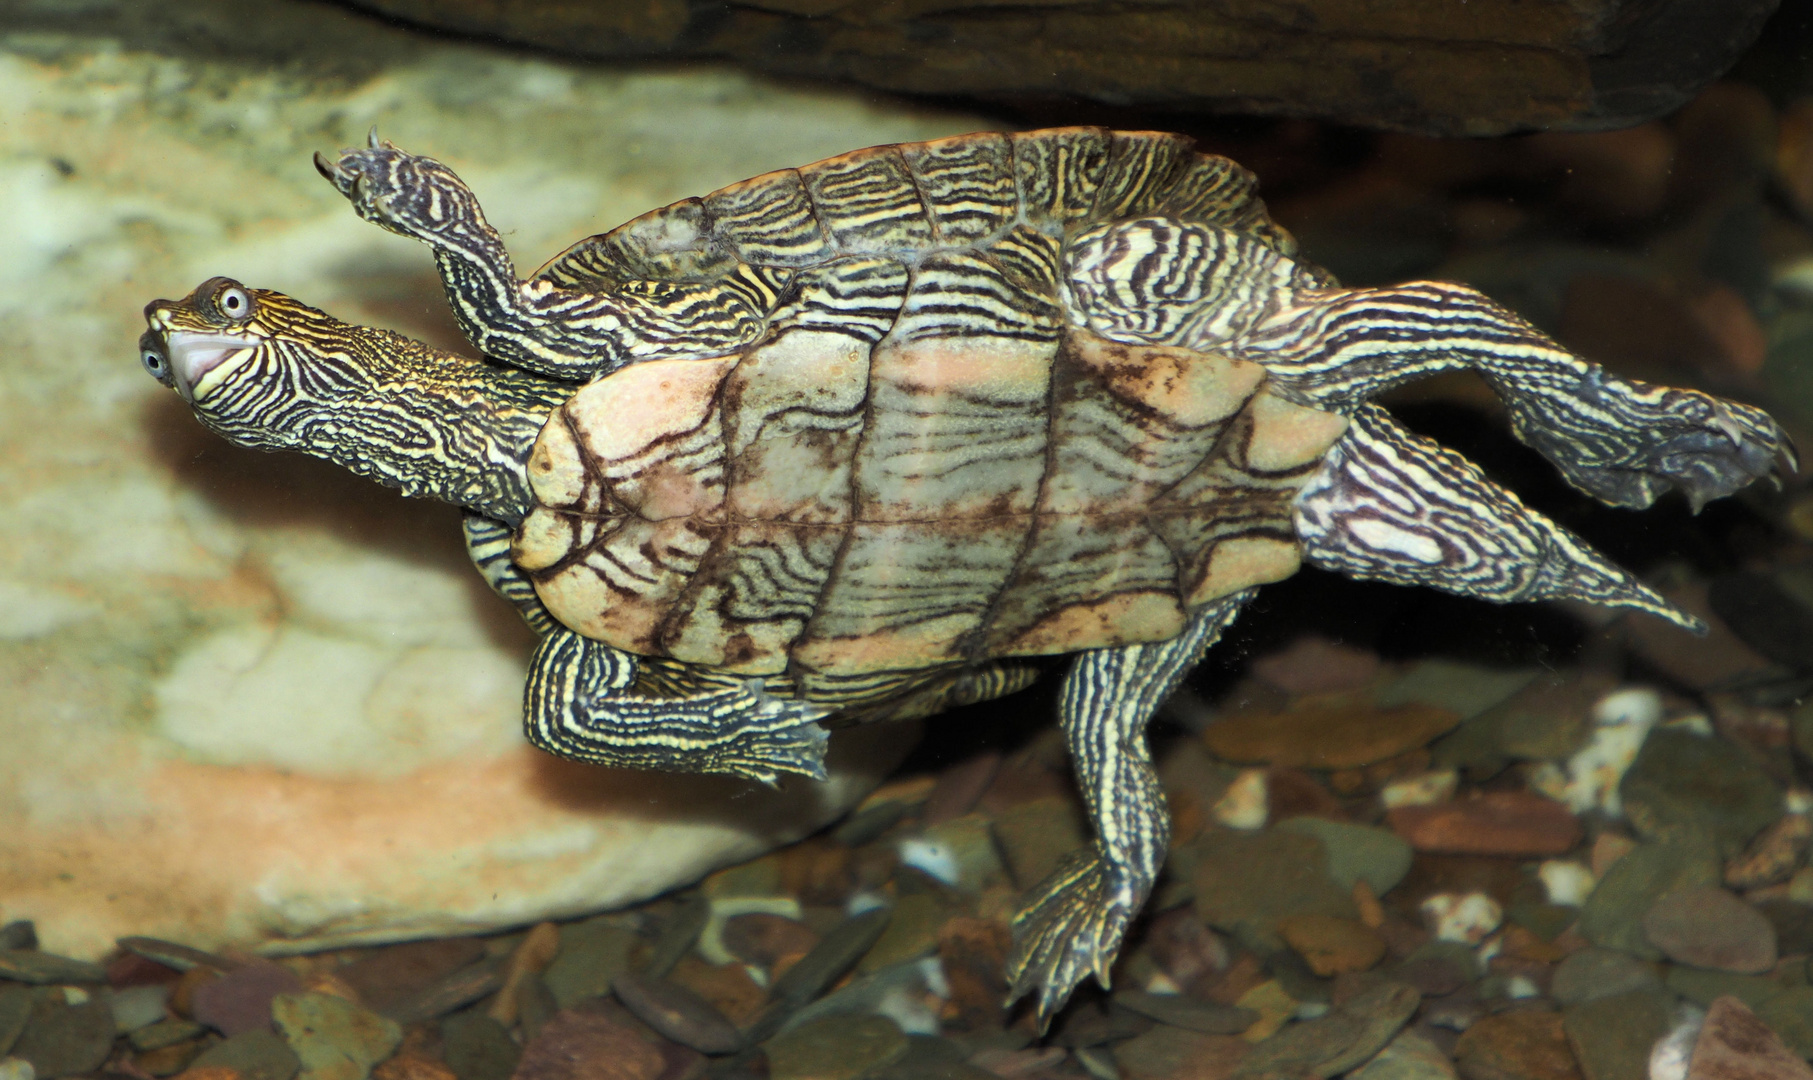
[[441, 1011, 521, 1080], [338, 939, 488, 1015], [1561, 988, 1675, 1080], [1578, 836, 1721, 960], [611, 973, 741, 1055], [190, 960, 305, 1036], [0, 924, 36, 952], [1709, 572, 1813, 676], [0, 951, 108, 985], [189, 1027, 304, 1080], [1620, 731, 1781, 857], [10, 988, 118, 1079], [0, 984, 30, 1057], [1112, 990, 1256, 1035]]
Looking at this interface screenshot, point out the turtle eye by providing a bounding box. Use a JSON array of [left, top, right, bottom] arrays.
[[214, 284, 253, 322], [138, 331, 172, 386]]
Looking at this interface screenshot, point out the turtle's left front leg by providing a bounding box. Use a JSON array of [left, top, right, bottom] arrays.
[[1006, 590, 1253, 1026]]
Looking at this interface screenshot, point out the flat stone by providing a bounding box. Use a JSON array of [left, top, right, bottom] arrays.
[[1112, 992, 1255, 1035], [373, 1054, 460, 1080], [1707, 572, 1813, 677], [1644, 887, 1776, 974], [990, 797, 1089, 891], [858, 894, 952, 975], [271, 992, 402, 1080], [193, 961, 306, 1037], [1380, 663, 1540, 723], [1690, 995, 1813, 1080], [1114, 1026, 1249, 1080], [130, 1017, 207, 1052], [610, 974, 740, 1055], [938, 918, 1011, 1035], [338, 940, 488, 1016], [1483, 674, 1612, 763], [1550, 949, 1663, 1006], [1624, 585, 1781, 693], [1725, 816, 1813, 890], [1561, 988, 1675, 1080], [770, 908, 891, 1011], [1144, 907, 1231, 992], [0, 954, 107, 986], [1234, 982, 1420, 1080], [0, 986, 30, 1057], [1453, 1009, 1581, 1080], [384, 959, 503, 1027], [762, 1015, 907, 1080], [1276, 915, 1387, 977], [721, 914, 818, 969], [1579, 837, 1722, 960], [1621, 731, 1783, 856], [902, 815, 1007, 894], [511, 1001, 663, 1080], [190, 1028, 304, 1080], [1388, 793, 1582, 856], [1204, 698, 1460, 770], [440, 1013, 519, 1080], [1275, 818, 1414, 897], [8, 990, 114, 1079], [1753, 989, 1813, 1061], [540, 919, 640, 1011], [1352, 1031, 1458, 1080], [1249, 637, 1381, 697], [1191, 828, 1356, 951], [109, 984, 173, 1035]]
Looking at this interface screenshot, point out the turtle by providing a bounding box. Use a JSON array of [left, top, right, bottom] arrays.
[[139, 126, 1789, 1023]]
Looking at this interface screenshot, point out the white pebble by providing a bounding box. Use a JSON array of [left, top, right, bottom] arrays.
[[1212, 768, 1268, 830], [1421, 892, 1504, 945], [1505, 975, 1540, 999], [108, 984, 171, 1033], [1539, 860, 1597, 906], [1380, 770, 1458, 809], [1529, 686, 1661, 815], [895, 837, 959, 886], [1648, 1004, 1707, 1080]]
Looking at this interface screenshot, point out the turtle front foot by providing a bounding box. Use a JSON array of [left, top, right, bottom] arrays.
[[1006, 849, 1130, 1029], [313, 128, 488, 245], [1515, 376, 1794, 512]]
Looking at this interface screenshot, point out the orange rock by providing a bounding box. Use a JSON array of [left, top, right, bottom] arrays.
[[1275, 914, 1386, 976], [373, 1053, 459, 1080], [174, 1068, 242, 1080], [1202, 696, 1460, 770], [1455, 1009, 1581, 1080], [1387, 792, 1582, 856]]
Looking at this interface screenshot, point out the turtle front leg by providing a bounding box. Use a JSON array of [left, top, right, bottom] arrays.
[[1006, 591, 1253, 1027], [1241, 282, 1792, 511]]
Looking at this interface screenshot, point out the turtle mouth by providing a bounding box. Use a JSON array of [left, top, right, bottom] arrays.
[[165, 330, 258, 403]]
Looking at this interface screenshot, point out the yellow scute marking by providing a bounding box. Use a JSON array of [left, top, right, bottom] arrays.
[[1245, 391, 1350, 470], [1187, 536, 1301, 606], [997, 591, 1184, 656]]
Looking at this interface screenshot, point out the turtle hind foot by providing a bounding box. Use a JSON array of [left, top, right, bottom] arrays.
[[1514, 378, 1793, 513], [1005, 849, 1129, 1030]]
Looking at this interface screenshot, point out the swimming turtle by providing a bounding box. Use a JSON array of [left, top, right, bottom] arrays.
[[140, 127, 1788, 1022]]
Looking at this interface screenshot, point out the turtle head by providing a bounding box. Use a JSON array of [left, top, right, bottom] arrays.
[[141, 276, 567, 523]]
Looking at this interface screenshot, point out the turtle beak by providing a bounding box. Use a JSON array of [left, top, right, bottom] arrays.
[[163, 329, 259, 403]]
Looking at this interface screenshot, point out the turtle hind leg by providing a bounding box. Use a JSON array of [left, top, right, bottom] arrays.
[[1296, 404, 1704, 633], [1245, 281, 1792, 511], [1006, 591, 1253, 1027]]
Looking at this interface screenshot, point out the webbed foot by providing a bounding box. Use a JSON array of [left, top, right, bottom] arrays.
[[314, 128, 488, 245], [1005, 849, 1130, 1029]]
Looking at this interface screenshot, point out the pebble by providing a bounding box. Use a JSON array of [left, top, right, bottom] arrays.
[[1232, 981, 1419, 1079], [903, 815, 1008, 893], [1387, 792, 1582, 856], [1276, 818, 1415, 898], [1538, 860, 1596, 907], [1377, 662, 1537, 721], [372, 1053, 459, 1080], [610, 973, 741, 1055], [1248, 636, 1381, 697], [722, 913, 820, 969], [109, 983, 173, 1034], [858, 893, 952, 974], [511, 1001, 663, 1080], [1190, 828, 1356, 950], [1352, 1030, 1458, 1080], [1211, 769, 1270, 830], [938, 917, 1011, 1034], [1622, 731, 1784, 855], [763, 1015, 907, 1080], [1234, 980, 1297, 1043], [1578, 835, 1722, 960], [189, 1028, 304, 1080], [1203, 698, 1460, 770], [1112, 992, 1256, 1035], [1643, 887, 1777, 974], [1381, 771, 1461, 810], [1113, 1026, 1249, 1080], [969, 1045, 1066, 1077], [8, 987, 115, 1079], [989, 796, 1088, 891], [1420, 893, 1503, 945], [1276, 915, 1387, 977], [439, 1013, 518, 1080], [1453, 1008, 1581, 1080], [1562, 988, 1675, 1080], [193, 960, 306, 1036], [765, 907, 892, 1018], [1549, 949, 1663, 1006], [486, 923, 560, 1027], [0, 928, 32, 953], [271, 992, 402, 1080], [1145, 907, 1230, 992], [338, 939, 488, 1016], [0, 953, 107, 986], [1688, 995, 1813, 1080], [0, 1062, 29, 1080], [381, 958, 503, 1027], [921, 753, 1001, 826], [1725, 815, 1813, 889], [540, 918, 641, 1009], [1624, 585, 1780, 694], [131, 1017, 207, 1051], [1394, 944, 1473, 998], [0, 986, 30, 1055], [117, 938, 241, 974]]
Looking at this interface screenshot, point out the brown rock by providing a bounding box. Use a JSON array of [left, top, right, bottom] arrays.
[[1277, 914, 1387, 977], [1115, 1027, 1248, 1080], [1203, 697, 1460, 771], [192, 961, 306, 1037], [610, 973, 741, 1056], [665, 956, 767, 1028], [1643, 887, 1777, 974], [1688, 995, 1813, 1080], [373, 1054, 459, 1080], [721, 914, 820, 969], [1781, 101, 1813, 223], [922, 752, 1002, 825], [1454, 1009, 1582, 1080], [337, 940, 489, 1016], [1388, 793, 1582, 856], [1725, 815, 1813, 890], [177, 1069, 246, 1080], [938, 917, 1011, 1033], [1146, 907, 1231, 991], [762, 1015, 906, 1080], [511, 1001, 664, 1080], [1249, 637, 1381, 697], [1266, 769, 1346, 823]]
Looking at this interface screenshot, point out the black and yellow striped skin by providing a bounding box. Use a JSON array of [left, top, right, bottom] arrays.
[[147, 126, 1792, 1028]]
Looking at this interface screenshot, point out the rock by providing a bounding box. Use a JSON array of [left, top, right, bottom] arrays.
[[1754, 989, 1813, 1062], [382, 960, 503, 1027], [1275, 818, 1415, 898], [1204, 698, 1460, 770], [541, 919, 641, 1010], [0, 9, 947, 961], [767, 908, 892, 1012], [374, 1055, 460, 1080], [1249, 637, 1381, 697], [920, 753, 1001, 827], [990, 797, 1089, 891], [762, 1015, 907, 1080], [1579, 837, 1722, 960], [1643, 887, 1776, 974], [1277, 915, 1387, 977], [1190, 829, 1356, 950], [1144, 907, 1231, 992], [1421, 894, 1503, 945], [192, 961, 306, 1037], [131, 1018, 208, 1052], [1114, 1026, 1249, 1080], [857, 894, 952, 975], [610, 974, 740, 1056], [900, 815, 1008, 894], [1378, 662, 1538, 722], [1708, 573, 1813, 677], [271, 993, 402, 1080], [1562, 988, 1675, 1080], [0, 954, 106, 986], [1624, 585, 1783, 694], [1621, 732, 1783, 857], [440, 1014, 519, 1080], [1453, 1009, 1581, 1080], [1234, 982, 1420, 1080], [1688, 996, 1813, 1080], [937, 918, 1011, 1035], [721, 913, 819, 970], [1352, 1031, 1458, 1080], [664, 957, 767, 1030], [1394, 944, 1473, 998], [1388, 793, 1582, 856], [0, 1061, 31, 1080], [7, 989, 115, 1079], [109, 984, 174, 1035], [511, 1001, 663, 1080], [1550, 950, 1664, 1006], [190, 1029, 305, 1080], [1112, 992, 1256, 1036], [0, 987, 30, 1056], [338, 940, 488, 1016]]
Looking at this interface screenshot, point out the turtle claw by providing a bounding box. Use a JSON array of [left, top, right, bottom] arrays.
[[1006, 849, 1128, 1031]]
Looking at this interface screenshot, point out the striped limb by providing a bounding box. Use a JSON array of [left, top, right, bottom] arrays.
[[462, 515, 834, 784], [1296, 405, 1702, 631], [1006, 591, 1253, 1026], [1239, 282, 1790, 511], [315, 135, 765, 379]]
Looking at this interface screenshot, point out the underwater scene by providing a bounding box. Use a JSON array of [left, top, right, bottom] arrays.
[[3, 1, 1813, 1079]]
